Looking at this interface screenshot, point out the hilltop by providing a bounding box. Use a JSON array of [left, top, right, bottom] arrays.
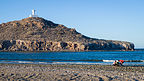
[[0, 17, 134, 51]]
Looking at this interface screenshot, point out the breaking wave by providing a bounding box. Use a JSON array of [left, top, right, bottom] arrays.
[[0, 60, 144, 66]]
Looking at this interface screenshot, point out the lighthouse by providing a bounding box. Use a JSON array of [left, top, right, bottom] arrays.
[[29, 9, 38, 17]]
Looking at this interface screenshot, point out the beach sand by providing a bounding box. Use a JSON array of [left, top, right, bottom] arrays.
[[0, 64, 144, 81]]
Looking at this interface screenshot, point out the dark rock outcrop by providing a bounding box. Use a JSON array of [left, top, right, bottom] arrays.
[[0, 17, 134, 51]]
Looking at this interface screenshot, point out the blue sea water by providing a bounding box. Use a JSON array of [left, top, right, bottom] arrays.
[[0, 51, 144, 65]]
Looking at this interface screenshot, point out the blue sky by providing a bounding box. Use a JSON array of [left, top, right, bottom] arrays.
[[0, 0, 144, 48]]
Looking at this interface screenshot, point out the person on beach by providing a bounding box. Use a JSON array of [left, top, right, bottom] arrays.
[[113, 60, 124, 66], [113, 60, 119, 66], [119, 60, 124, 65]]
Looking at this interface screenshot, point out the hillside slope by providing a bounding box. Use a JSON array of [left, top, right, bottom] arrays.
[[0, 17, 134, 51]]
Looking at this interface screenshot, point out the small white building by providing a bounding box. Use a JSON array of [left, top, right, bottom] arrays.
[[29, 9, 38, 17]]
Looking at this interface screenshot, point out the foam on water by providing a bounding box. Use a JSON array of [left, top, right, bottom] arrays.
[[0, 60, 144, 66], [103, 60, 115, 62]]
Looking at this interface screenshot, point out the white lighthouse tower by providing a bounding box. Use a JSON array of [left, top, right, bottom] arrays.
[[29, 9, 38, 17]]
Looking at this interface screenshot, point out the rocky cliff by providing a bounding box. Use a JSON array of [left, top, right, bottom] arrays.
[[0, 17, 134, 51]]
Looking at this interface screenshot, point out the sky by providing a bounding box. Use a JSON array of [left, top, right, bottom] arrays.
[[0, 0, 144, 48]]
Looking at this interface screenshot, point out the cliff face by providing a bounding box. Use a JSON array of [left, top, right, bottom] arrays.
[[0, 17, 134, 51]]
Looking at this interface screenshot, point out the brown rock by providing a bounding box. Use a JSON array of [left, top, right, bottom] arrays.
[[0, 17, 135, 51]]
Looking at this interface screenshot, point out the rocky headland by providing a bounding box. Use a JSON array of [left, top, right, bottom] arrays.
[[0, 17, 134, 51]]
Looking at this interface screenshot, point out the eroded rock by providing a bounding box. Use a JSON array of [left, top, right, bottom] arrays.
[[0, 40, 134, 51], [0, 17, 135, 51]]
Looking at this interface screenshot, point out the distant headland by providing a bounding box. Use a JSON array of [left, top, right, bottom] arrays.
[[0, 17, 134, 51], [0, 10, 134, 51]]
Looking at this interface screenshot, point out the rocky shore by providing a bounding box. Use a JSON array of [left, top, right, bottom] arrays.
[[0, 64, 144, 81], [0, 17, 134, 51]]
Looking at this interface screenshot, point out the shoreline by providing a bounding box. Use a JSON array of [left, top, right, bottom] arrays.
[[0, 64, 144, 81], [0, 63, 144, 72], [0, 49, 136, 52]]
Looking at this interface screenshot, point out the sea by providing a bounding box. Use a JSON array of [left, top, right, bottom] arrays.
[[0, 51, 144, 66]]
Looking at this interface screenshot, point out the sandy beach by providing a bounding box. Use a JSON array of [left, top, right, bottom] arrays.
[[0, 64, 144, 81]]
